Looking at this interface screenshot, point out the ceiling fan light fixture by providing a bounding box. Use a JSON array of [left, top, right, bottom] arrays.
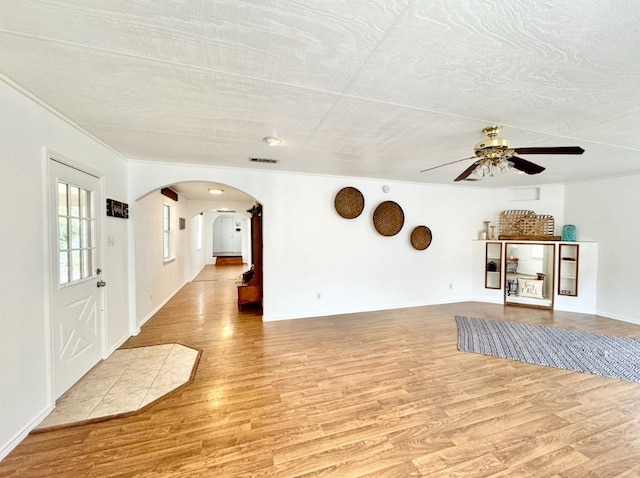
[[473, 158, 512, 178]]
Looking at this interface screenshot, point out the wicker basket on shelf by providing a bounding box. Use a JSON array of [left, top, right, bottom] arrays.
[[498, 210, 560, 241]]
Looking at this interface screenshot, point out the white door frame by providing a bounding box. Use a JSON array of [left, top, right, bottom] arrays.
[[45, 150, 107, 403]]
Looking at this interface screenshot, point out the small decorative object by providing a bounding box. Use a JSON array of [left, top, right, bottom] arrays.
[[490, 225, 496, 240], [483, 221, 491, 239], [410, 226, 432, 250], [479, 230, 487, 240], [506, 258, 519, 273], [373, 201, 404, 236], [487, 261, 497, 272], [334, 187, 365, 219], [242, 265, 255, 283], [562, 224, 577, 242]]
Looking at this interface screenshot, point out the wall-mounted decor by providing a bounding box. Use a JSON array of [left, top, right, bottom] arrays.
[[334, 187, 364, 219], [410, 225, 432, 250], [179, 218, 186, 230], [106, 198, 129, 219], [373, 201, 404, 236]]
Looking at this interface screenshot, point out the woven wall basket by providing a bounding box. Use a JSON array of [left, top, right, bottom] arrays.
[[334, 187, 365, 219], [410, 225, 432, 250], [373, 201, 404, 236]]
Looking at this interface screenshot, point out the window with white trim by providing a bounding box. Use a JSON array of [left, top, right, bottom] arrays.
[[163, 203, 173, 261], [57, 181, 95, 285], [196, 214, 203, 251]]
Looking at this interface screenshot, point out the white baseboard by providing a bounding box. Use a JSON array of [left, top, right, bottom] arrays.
[[596, 309, 640, 326], [137, 281, 187, 328], [105, 333, 133, 357], [0, 405, 52, 461], [262, 298, 468, 322], [188, 264, 206, 282]]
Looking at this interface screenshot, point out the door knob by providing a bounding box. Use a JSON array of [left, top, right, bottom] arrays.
[[97, 280, 107, 288]]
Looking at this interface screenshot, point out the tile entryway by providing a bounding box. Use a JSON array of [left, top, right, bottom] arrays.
[[35, 343, 199, 431]]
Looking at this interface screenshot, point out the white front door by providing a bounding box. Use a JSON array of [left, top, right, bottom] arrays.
[[50, 159, 104, 399]]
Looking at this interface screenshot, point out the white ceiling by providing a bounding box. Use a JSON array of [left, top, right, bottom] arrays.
[[1, 1, 640, 188]]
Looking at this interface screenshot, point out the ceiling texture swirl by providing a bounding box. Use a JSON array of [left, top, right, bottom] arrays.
[[1, 0, 639, 187]]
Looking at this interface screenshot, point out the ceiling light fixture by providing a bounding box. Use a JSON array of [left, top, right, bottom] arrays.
[[262, 136, 281, 146], [208, 188, 224, 194], [473, 157, 513, 178]]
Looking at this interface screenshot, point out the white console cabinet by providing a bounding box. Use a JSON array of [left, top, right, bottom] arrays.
[[472, 240, 597, 314]]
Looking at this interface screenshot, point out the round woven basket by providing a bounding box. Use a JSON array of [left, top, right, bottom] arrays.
[[410, 225, 432, 250], [373, 201, 404, 236], [334, 187, 364, 219]]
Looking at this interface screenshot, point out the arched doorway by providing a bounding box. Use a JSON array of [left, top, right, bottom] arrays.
[[133, 180, 262, 326]]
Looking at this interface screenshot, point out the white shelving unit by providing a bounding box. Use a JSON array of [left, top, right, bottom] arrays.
[[558, 244, 579, 296], [485, 242, 502, 289], [471, 240, 598, 314]]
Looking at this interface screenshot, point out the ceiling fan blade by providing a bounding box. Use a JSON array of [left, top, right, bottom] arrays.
[[509, 156, 545, 175], [514, 146, 585, 155], [454, 160, 483, 182], [420, 156, 476, 173]]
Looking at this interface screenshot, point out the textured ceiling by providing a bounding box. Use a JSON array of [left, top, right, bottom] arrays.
[[1, 0, 639, 187]]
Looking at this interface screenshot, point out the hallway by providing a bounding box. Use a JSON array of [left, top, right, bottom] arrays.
[[3, 266, 640, 476]]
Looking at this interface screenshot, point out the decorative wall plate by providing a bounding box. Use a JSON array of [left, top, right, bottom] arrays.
[[410, 225, 432, 250], [373, 201, 404, 236], [334, 187, 364, 219]]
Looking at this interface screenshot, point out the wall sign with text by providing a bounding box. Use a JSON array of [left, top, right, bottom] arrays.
[[106, 198, 129, 219]]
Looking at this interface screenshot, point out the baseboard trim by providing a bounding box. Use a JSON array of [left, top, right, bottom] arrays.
[[596, 310, 640, 326], [0, 405, 52, 461], [138, 281, 187, 328], [262, 298, 467, 322]]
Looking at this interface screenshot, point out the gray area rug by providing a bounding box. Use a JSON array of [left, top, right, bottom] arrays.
[[455, 315, 640, 383]]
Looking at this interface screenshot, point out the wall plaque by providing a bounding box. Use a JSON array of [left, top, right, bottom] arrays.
[[106, 198, 129, 219]]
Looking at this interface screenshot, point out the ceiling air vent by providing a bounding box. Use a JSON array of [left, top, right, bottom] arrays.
[[249, 157, 279, 164]]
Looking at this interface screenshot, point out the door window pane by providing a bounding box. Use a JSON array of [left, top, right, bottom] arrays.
[[71, 250, 81, 281], [58, 217, 69, 250], [81, 249, 91, 278], [58, 183, 68, 216], [70, 218, 81, 248], [70, 186, 80, 217], [81, 188, 91, 218]]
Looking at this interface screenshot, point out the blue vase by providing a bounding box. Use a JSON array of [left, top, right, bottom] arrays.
[[562, 224, 576, 242]]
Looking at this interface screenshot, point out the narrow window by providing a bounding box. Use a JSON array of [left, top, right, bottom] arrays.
[[163, 203, 171, 260], [196, 214, 203, 251]]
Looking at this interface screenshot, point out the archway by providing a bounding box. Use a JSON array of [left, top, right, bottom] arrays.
[[132, 179, 262, 327]]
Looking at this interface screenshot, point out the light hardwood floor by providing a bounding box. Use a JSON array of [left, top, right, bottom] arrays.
[[3, 265, 640, 477]]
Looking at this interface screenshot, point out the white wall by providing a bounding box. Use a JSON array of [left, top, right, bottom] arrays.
[[134, 190, 188, 326], [565, 175, 640, 323], [489, 184, 566, 236], [0, 79, 130, 459], [128, 161, 494, 322]]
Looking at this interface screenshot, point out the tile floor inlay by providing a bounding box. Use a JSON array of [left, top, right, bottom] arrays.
[[36, 343, 199, 431]]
